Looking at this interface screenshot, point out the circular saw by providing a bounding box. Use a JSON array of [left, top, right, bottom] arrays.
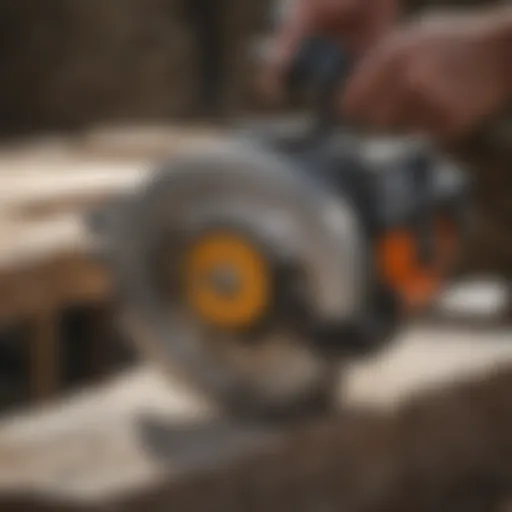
[[100, 38, 470, 418]]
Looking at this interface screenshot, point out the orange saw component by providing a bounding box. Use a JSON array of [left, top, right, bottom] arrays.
[[377, 220, 459, 312], [184, 231, 272, 330]]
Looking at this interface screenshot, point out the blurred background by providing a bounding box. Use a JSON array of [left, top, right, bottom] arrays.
[[0, 0, 278, 134]]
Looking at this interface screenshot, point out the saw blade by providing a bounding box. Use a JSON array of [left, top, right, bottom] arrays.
[[109, 140, 365, 416]]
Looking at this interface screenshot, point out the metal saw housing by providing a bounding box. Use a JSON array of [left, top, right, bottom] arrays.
[[99, 123, 469, 418]]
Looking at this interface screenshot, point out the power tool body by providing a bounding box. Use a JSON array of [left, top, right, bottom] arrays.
[[102, 39, 470, 417]]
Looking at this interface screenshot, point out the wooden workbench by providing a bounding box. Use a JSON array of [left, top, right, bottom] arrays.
[[0, 126, 220, 402], [0, 159, 143, 402]]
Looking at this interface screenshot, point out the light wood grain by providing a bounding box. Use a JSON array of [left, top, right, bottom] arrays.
[[1, 315, 512, 509]]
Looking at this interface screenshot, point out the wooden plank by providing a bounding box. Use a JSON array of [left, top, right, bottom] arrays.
[[0, 127, 223, 319], [0, 254, 110, 323], [78, 125, 222, 160], [0, 126, 222, 220], [0, 319, 511, 511], [0, 164, 147, 221], [0, 214, 113, 404], [29, 309, 60, 403], [86, 304, 116, 382], [0, 216, 110, 323], [0, 215, 89, 269]]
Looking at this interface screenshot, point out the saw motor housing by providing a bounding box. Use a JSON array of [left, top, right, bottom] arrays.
[[249, 130, 469, 353], [103, 39, 470, 417]]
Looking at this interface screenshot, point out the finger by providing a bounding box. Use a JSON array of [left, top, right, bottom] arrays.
[[406, 68, 466, 140], [371, 78, 411, 129], [358, 0, 400, 51], [370, 0, 400, 34], [396, 62, 453, 135], [435, 76, 491, 141], [341, 38, 405, 121], [362, 73, 431, 132], [438, 104, 476, 142], [395, 92, 452, 137], [314, 0, 361, 27]]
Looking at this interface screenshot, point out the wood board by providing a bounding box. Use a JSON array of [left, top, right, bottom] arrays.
[[1, 317, 512, 511]]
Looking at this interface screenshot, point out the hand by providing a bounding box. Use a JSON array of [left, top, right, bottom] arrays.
[[342, 10, 512, 141], [262, 0, 398, 101]]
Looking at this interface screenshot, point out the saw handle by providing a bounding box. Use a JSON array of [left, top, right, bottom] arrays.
[[286, 37, 352, 135]]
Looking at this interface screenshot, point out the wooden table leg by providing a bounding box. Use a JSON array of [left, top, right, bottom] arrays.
[[29, 308, 60, 403], [87, 302, 114, 380]]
